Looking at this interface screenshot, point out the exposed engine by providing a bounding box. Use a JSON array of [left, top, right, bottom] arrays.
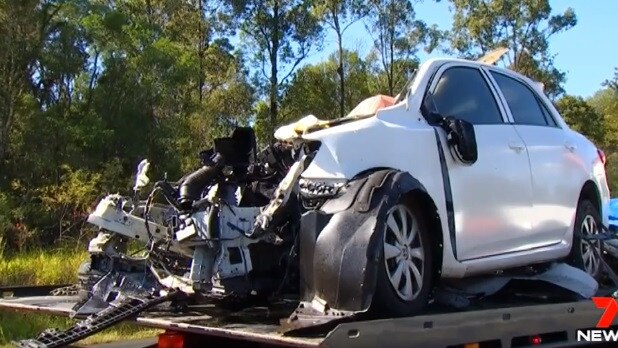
[[77, 127, 311, 314]]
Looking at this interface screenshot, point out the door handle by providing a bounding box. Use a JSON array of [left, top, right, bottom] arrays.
[[565, 142, 577, 152], [508, 142, 525, 153]]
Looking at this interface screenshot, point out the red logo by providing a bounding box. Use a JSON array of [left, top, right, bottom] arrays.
[[593, 297, 618, 328]]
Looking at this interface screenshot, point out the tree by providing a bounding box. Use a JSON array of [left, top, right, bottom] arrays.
[[364, 0, 435, 96], [605, 68, 618, 91], [0, 0, 256, 248], [589, 88, 618, 150], [0, 0, 48, 164], [447, 0, 576, 97], [232, 0, 322, 140], [366, 55, 418, 96], [280, 50, 371, 121], [588, 87, 618, 193], [556, 95, 604, 145], [314, 0, 367, 118]]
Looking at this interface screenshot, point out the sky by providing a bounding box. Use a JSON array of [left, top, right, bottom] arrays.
[[306, 0, 618, 98]]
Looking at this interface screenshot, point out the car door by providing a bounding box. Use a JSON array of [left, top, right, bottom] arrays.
[[427, 63, 536, 261], [486, 69, 580, 244]]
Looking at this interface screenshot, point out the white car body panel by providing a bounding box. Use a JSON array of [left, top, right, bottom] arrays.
[[441, 124, 537, 261], [512, 126, 581, 243], [300, 58, 610, 278], [302, 108, 463, 277]]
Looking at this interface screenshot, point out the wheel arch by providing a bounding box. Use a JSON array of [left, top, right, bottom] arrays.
[[401, 189, 444, 284], [299, 167, 445, 313], [579, 180, 602, 214], [355, 167, 445, 288]]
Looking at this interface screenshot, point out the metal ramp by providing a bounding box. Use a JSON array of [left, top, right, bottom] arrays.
[[13, 292, 179, 348]]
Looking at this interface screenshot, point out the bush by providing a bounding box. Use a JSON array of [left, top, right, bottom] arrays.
[[606, 152, 618, 194], [38, 166, 103, 243], [0, 192, 11, 256]]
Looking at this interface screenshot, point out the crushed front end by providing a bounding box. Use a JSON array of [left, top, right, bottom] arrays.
[[75, 127, 331, 323]]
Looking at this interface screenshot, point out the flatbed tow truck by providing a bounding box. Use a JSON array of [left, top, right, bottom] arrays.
[[1, 280, 618, 348], [2, 230, 618, 348]]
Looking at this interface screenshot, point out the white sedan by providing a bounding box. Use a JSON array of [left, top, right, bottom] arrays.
[[289, 57, 610, 316]]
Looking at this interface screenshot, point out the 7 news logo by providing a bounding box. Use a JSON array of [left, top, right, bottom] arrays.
[[577, 297, 618, 342]]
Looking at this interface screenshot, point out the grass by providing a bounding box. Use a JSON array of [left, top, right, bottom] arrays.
[[0, 248, 161, 346], [0, 248, 87, 286], [0, 312, 160, 347]]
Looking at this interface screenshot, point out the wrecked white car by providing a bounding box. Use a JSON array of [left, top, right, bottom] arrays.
[[78, 57, 610, 327]]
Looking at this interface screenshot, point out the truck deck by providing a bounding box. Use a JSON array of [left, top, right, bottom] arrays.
[[1, 285, 616, 347]]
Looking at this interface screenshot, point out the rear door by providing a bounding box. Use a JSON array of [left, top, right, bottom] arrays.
[[427, 63, 536, 261], [486, 69, 578, 243]]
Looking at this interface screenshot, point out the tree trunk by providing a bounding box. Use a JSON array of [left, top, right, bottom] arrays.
[[388, 1, 395, 96], [197, 0, 206, 102], [388, 45, 394, 96], [0, 92, 16, 164], [335, 20, 345, 118], [85, 50, 99, 113], [268, 0, 280, 141], [0, 121, 7, 164]]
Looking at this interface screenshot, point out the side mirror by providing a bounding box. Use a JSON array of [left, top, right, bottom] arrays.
[[421, 92, 477, 164], [442, 118, 478, 164], [421, 92, 442, 124], [134, 159, 151, 191]]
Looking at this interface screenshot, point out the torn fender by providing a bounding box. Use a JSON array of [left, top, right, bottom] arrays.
[[299, 169, 428, 314]]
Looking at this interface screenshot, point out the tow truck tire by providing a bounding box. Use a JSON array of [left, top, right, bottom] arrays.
[[569, 199, 603, 280], [373, 201, 433, 317]]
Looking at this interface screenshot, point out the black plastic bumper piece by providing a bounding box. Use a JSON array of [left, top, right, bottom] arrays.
[[296, 170, 428, 316]]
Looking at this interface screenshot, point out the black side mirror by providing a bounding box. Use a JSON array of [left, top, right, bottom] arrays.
[[421, 92, 478, 164], [421, 92, 442, 124], [442, 118, 478, 164]]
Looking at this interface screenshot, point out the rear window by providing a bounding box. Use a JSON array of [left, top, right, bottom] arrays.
[[490, 72, 556, 127]]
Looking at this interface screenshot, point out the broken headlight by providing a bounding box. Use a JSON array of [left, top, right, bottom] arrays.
[[299, 178, 347, 198]]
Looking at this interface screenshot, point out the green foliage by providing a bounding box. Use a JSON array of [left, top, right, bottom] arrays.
[[281, 50, 371, 121], [0, 192, 12, 254], [233, 0, 323, 138], [0, 312, 159, 347], [586, 88, 618, 193], [0, 248, 87, 286], [556, 95, 605, 145], [366, 56, 419, 97], [606, 68, 618, 90], [0, 247, 159, 345], [447, 0, 576, 97], [589, 88, 618, 150], [364, 0, 433, 96], [314, 0, 368, 118], [0, 0, 613, 254], [39, 167, 103, 240], [0, 0, 254, 247]]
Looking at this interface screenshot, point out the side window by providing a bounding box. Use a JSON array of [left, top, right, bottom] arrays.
[[538, 99, 558, 127], [430, 67, 503, 125], [490, 72, 555, 127]]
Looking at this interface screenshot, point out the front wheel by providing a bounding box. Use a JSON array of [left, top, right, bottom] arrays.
[[373, 201, 433, 317], [569, 199, 603, 280]]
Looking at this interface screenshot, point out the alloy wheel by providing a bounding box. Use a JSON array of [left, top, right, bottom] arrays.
[[383, 204, 425, 301], [580, 214, 601, 276]]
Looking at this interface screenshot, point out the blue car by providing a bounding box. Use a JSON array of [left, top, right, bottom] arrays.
[[610, 198, 618, 231]]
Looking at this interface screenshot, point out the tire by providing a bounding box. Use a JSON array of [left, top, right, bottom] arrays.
[[569, 199, 603, 280], [373, 201, 433, 317]]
